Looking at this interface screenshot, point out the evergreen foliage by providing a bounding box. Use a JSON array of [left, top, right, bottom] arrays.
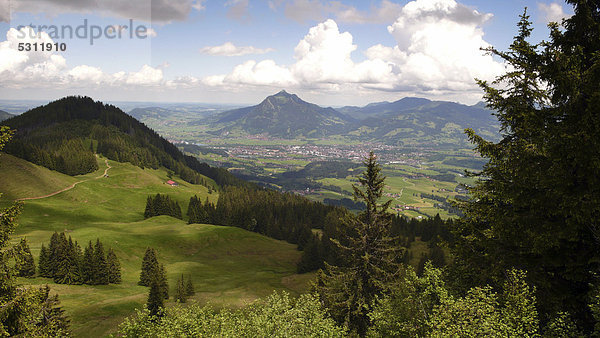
[[212, 185, 334, 251], [159, 264, 169, 300], [93, 239, 109, 285], [138, 247, 159, 287], [451, 4, 600, 330], [37, 244, 51, 278], [81, 241, 94, 284], [174, 274, 187, 303], [139, 248, 169, 300], [106, 248, 122, 284], [38, 233, 119, 286], [143, 194, 182, 219], [147, 277, 164, 318], [315, 152, 404, 335], [15, 238, 36, 277], [185, 276, 195, 297], [0, 126, 69, 336], [187, 195, 210, 224], [1, 96, 250, 187]]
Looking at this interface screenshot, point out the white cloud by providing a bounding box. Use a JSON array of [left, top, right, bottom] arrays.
[[0, 27, 67, 86], [199, 42, 274, 56], [0, 26, 164, 89], [1, 0, 205, 23], [202, 0, 504, 99], [538, 2, 570, 23]]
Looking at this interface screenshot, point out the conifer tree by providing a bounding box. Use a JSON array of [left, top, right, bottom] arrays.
[[159, 264, 169, 300], [315, 152, 403, 335], [144, 196, 155, 218], [47, 232, 61, 277], [175, 274, 186, 303], [138, 247, 159, 286], [147, 277, 164, 318], [0, 127, 70, 336], [15, 238, 36, 277], [93, 239, 109, 285], [452, 4, 600, 329], [38, 244, 51, 277], [185, 275, 195, 296], [55, 236, 82, 285], [106, 248, 121, 284], [81, 241, 94, 284]]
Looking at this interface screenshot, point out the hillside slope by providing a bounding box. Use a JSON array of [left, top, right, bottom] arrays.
[[0, 109, 13, 121], [1, 155, 310, 337], [1, 96, 247, 187]]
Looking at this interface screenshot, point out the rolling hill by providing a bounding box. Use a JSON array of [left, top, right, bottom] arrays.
[[1, 96, 247, 187], [0, 153, 311, 337], [205, 90, 351, 137]]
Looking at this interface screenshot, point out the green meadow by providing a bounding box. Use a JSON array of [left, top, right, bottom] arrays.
[[0, 154, 313, 337]]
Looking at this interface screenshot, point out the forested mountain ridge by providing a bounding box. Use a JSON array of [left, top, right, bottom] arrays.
[[0, 109, 13, 121], [1, 96, 247, 187]]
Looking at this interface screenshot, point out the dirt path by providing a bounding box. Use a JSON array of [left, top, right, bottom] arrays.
[[17, 158, 111, 201]]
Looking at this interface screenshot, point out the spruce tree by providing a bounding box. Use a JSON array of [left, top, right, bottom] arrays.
[[147, 277, 164, 318], [138, 247, 159, 286], [38, 244, 51, 277], [159, 264, 169, 300], [144, 196, 155, 219], [452, 4, 600, 329], [175, 274, 186, 303], [81, 241, 94, 284], [93, 239, 109, 285], [106, 248, 121, 284], [15, 238, 36, 277], [47, 232, 61, 277], [315, 152, 403, 335], [55, 236, 82, 285], [185, 276, 195, 296]]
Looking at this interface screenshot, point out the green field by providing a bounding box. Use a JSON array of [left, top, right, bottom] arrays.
[[0, 154, 313, 337]]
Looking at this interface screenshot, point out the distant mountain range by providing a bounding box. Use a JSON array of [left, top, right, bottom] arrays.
[[0, 110, 14, 121], [201, 90, 349, 138], [196, 91, 499, 147]]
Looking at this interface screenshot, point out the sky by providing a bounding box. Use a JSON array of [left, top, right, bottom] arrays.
[[0, 0, 573, 106]]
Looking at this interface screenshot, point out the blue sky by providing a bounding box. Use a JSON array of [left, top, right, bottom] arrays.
[[0, 0, 573, 106]]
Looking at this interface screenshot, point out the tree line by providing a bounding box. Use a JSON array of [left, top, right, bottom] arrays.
[[144, 194, 183, 219], [38, 232, 121, 285]]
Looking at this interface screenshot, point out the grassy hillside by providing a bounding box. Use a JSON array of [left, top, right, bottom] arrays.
[[1, 154, 312, 337]]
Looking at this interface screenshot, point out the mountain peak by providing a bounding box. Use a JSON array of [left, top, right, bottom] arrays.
[[274, 90, 291, 97]]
